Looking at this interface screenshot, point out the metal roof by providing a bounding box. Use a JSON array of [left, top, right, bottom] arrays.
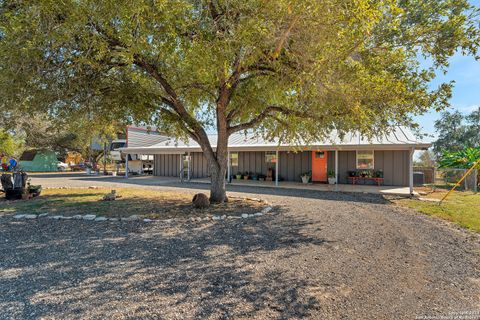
[[126, 126, 170, 148], [121, 126, 431, 154]]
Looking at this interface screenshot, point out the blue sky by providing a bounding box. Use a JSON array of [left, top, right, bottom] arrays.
[[413, 0, 480, 141]]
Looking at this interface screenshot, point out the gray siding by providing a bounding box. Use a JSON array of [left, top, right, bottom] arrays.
[[337, 151, 357, 184], [154, 154, 180, 177], [191, 152, 209, 178], [237, 151, 267, 175], [153, 149, 411, 186], [374, 150, 409, 186], [327, 151, 335, 173], [278, 151, 312, 182], [335, 150, 409, 186]]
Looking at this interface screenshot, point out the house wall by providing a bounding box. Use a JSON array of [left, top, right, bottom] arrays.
[[154, 154, 180, 177], [333, 150, 409, 186], [153, 149, 410, 186], [191, 152, 209, 178]]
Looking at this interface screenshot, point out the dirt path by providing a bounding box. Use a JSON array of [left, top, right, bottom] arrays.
[[0, 174, 478, 319]]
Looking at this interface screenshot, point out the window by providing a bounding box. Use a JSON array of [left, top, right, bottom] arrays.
[[356, 150, 374, 169], [265, 151, 277, 164], [230, 152, 238, 167], [315, 151, 325, 159]]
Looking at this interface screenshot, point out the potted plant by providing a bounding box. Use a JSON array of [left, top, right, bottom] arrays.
[[348, 170, 357, 177], [251, 173, 258, 180], [258, 174, 266, 181], [328, 170, 336, 184], [235, 172, 242, 180], [301, 171, 311, 184], [243, 171, 250, 180], [374, 169, 383, 178]]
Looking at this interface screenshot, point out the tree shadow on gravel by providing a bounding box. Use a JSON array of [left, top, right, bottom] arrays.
[[0, 212, 331, 319]]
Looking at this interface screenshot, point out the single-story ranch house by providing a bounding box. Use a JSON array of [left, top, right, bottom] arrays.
[[121, 126, 431, 194]]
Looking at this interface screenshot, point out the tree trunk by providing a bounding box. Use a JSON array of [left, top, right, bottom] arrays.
[[209, 161, 228, 203]]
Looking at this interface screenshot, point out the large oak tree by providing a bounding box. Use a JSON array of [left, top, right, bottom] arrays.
[[1, 0, 478, 202]]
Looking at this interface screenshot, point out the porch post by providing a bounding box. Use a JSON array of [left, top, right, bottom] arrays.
[[335, 149, 339, 191], [275, 150, 279, 187], [180, 154, 183, 179], [187, 152, 191, 181], [227, 150, 231, 183], [125, 154, 129, 178], [409, 147, 414, 196]]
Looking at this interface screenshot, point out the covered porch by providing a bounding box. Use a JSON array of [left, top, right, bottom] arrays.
[[191, 177, 417, 196]]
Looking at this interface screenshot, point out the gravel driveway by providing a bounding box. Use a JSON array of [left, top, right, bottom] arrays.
[[0, 174, 479, 319]]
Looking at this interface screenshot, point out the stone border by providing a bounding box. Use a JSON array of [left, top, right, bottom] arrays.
[[5, 196, 274, 224]]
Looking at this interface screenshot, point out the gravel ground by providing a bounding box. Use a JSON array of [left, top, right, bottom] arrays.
[[0, 174, 479, 319]]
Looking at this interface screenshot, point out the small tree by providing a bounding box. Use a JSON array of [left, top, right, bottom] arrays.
[[0, 129, 22, 157], [414, 150, 436, 168], [438, 147, 480, 170], [434, 106, 480, 156], [1, 1, 479, 202]]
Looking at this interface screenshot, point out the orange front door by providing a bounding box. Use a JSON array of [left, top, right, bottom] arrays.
[[312, 151, 328, 182]]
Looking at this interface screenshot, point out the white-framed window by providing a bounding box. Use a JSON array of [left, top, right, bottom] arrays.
[[356, 150, 374, 169], [265, 151, 277, 164], [230, 152, 238, 167]]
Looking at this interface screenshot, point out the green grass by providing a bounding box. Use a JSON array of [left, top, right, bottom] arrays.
[[0, 188, 263, 219], [395, 191, 480, 233]]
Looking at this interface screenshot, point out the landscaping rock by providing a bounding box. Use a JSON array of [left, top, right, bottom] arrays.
[[61, 216, 72, 220], [83, 214, 96, 221], [254, 212, 263, 217], [51, 216, 63, 220], [109, 217, 119, 221], [241, 213, 249, 218], [72, 215, 83, 220], [261, 206, 272, 214], [122, 215, 139, 221], [192, 193, 210, 209], [143, 218, 153, 222], [38, 213, 49, 218], [94, 217, 108, 222], [13, 214, 26, 219], [212, 216, 221, 220]]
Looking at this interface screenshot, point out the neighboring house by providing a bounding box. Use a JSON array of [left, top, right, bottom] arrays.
[[18, 150, 58, 172], [121, 126, 431, 192]]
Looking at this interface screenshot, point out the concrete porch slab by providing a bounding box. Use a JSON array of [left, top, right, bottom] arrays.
[[191, 178, 416, 196]]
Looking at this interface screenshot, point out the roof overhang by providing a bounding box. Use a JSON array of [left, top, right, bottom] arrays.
[[121, 143, 431, 154]]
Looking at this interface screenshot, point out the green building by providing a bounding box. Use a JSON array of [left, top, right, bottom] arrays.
[[18, 150, 58, 172]]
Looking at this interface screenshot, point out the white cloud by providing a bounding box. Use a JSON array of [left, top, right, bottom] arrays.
[[457, 105, 479, 113]]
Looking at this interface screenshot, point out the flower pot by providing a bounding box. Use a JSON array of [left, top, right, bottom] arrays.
[[86, 168, 92, 175], [112, 171, 117, 177], [236, 175, 242, 180], [301, 176, 310, 184], [328, 177, 336, 185]]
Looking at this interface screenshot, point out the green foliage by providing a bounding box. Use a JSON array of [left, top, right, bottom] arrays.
[[414, 150, 436, 167], [0, 129, 22, 156], [1, 0, 479, 200], [438, 147, 480, 169], [1, 0, 478, 141], [0, 110, 120, 158], [434, 107, 480, 155]]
